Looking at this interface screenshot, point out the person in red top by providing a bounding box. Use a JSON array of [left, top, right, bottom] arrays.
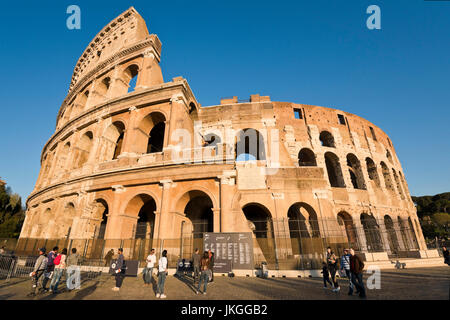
[[349, 248, 366, 298]]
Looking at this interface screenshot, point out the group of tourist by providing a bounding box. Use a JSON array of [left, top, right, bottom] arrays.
[[321, 247, 366, 298], [27, 246, 81, 296]]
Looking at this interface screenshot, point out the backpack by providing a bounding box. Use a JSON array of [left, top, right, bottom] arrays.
[[54, 254, 62, 266]]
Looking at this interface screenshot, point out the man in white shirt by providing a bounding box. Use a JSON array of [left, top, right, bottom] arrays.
[[144, 248, 156, 286]]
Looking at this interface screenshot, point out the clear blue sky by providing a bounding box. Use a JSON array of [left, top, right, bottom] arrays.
[[0, 0, 449, 203]]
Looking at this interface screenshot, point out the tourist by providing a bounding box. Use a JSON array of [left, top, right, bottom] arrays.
[[27, 248, 48, 297], [41, 246, 58, 293], [321, 262, 333, 289], [340, 248, 353, 294], [442, 246, 449, 266], [208, 249, 215, 283], [66, 248, 81, 290], [326, 247, 340, 292], [112, 248, 126, 292], [196, 251, 210, 295], [192, 248, 200, 283], [0, 246, 5, 255], [349, 248, 366, 298], [104, 249, 114, 267], [156, 249, 168, 298], [144, 248, 156, 286], [49, 248, 67, 293]]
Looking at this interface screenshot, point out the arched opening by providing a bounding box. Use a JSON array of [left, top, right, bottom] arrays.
[[337, 212, 359, 250], [298, 148, 317, 166], [74, 131, 93, 169], [235, 128, 266, 161], [365, 157, 381, 187], [56, 142, 71, 175], [360, 213, 384, 252], [242, 203, 276, 264], [398, 217, 410, 251], [288, 203, 320, 255], [380, 162, 395, 192], [408, 217, 419, 250], [92, 199, 109, 239], [384, 215, 400, 254], [124, 194, 157, 240], [203, 132, 222, 156], [182, 191, 214, 239], [324, 152, 346, 188], [102, 121, 125, 161], [398, 172, 410, 198], [319, 131, 335, 148], [60, 203, 75, 238], [137, 112, 166, 154], [346, 154, 366, 190], [125, 64, 139, 93], [392, 169, 405, 199], [386, 149, 393, 164]]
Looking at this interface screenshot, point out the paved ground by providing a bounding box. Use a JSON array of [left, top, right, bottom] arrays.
[[0, 267, 448, 300]]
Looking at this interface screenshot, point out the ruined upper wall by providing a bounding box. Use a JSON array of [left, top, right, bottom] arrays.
[[69, 7, 151, 93]]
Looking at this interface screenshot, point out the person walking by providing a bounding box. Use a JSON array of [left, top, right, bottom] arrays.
[[27, 248, 48, 297], [156, 250, 168, 298], [66, 248, 81, 290], [104, 249, 114, 267], [50, 248, 67, 293], [340, 249, 353, 294], [41, 246, 59, 293], [144, 248, 156, 286], [192, 248, 201, 283], [208, 250, 215, 283], [321, 262, 333, 289], [196, 252, 210, 295], [112, 248, 126, 292], [442, 246, 449, 266], [326, 247, 340, 292], [349, 248, 366, 298]]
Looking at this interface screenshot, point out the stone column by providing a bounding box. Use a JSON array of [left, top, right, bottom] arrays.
[[217, 171, 236, 232], [135, 50, 163, 90], [154, 179, 173, 241]]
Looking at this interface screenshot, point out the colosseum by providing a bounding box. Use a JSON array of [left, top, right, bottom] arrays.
[[19, 7, 437, 269]]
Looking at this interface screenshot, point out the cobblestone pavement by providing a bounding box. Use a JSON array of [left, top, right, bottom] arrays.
[[0, 267, 448, 300]]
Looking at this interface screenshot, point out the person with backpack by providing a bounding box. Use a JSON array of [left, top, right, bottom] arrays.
[[196, 251, 210, 295], [156, 250, 168, 298], [349, 248, 366, 298], [326, 247, 340, 292], [112, 248, 126, 292], [27, 248, 48, 297], [50, 248, 67, 293], [340, 248, 353, 294], [321, 261, 333, 289], [41, 246, 58, 293]]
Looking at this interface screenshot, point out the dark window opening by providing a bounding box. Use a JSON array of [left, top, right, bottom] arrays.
[[369, 127, 377, 141], [338, 114, 346, 125], [294, 108, 303, 119]]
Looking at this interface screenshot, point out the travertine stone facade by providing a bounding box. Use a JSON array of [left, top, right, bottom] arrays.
[[21, 7, 431, 262]]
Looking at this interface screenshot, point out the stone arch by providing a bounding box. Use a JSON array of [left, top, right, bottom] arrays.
[[242, 203, 276, 263], [398, 172, 410, 198], [56, 142, 71, 176], [74, 131, 93, 169], [346, 153, 366, 190], [384, 215, 400, 254], [298, 148, 317, 166], [124, 194, 157, 239], [360, 213, 383, 252], [135, 111, 166, 154], [319, 131, 335, 148], [386, 149, 393, 164], [287, 202, 320, 238], [101, 121, 126, 161], [324, 152, 346, 188], [380, 162, 395, 192], [92, 199, 109, 239], [392, 169, 405, 199], [124, 64, 139, 93], [58, 202, 76, 239], [365, 157, 381, 187], [176, 190, 215, 239], [235, 128, 266, 161], [97, 76, 111, 97], [337, 211, 359, 250]]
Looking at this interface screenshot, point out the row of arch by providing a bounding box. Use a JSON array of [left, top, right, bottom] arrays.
[[60, 63, 140, 127], [298, 148, 408, 198]]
